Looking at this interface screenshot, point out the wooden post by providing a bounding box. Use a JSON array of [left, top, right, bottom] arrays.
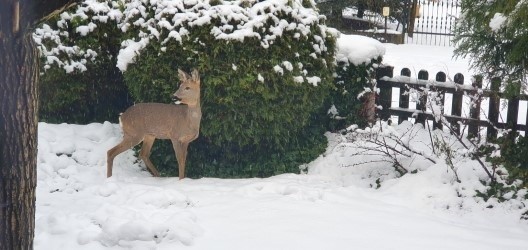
[[399, 68, 411, 124], [451, 73, 464, 135], [415, 70, 429, 126], [506, 82, 520, 139], [401, 68, 411, 77], [376, 65, 394, 121], [468, 76, 483, 139], [408, 0, 418, 37], [487, 77, 501, 140], [433, 72, 446, 130]]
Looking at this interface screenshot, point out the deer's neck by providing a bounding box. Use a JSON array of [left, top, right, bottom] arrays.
[[185, 98, 201, 120]]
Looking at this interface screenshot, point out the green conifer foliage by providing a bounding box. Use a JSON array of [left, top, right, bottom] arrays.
[[454, 0, 528, 84], [36, 0, 337, 178]]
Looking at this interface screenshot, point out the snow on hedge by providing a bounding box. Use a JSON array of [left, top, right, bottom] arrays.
[[336, 34, 385, 66], [34, 0, 389, 87], [34, 0, 335, 77]]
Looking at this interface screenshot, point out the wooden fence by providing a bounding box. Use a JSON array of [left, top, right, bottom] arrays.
[[375, 65, 528, 140]]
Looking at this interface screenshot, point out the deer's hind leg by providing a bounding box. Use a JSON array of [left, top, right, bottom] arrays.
[[139, 135, 160, 177], [107, 134, 142, 177]]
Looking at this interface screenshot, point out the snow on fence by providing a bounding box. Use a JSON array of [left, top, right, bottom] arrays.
[[375, 65, 528, 140]]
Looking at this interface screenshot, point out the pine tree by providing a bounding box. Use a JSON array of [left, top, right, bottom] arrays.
[[454, 0, 528, 85]]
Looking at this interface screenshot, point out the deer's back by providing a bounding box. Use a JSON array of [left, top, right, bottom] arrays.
[[120, 103, 200, 139]]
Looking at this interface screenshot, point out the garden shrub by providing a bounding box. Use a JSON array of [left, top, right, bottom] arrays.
[[121, 0, 336, 177], [35, 1, 131, 123], [36, 0, 337, 178], [491, 135, 528, 188], [326, 35, 384, 131], [39, 60, 131, 124]]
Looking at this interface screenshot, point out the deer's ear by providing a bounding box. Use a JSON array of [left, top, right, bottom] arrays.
[[178, 69, 189, 81], [191, 69, 200, 83]]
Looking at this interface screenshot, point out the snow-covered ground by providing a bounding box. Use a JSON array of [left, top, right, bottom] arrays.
[[35, 44, 528, 249]]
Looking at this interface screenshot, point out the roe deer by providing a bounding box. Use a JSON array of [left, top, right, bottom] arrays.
[[107, 69, 201, 179]]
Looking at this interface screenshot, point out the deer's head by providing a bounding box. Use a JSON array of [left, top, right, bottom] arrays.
[[173, 69, 200, 107]]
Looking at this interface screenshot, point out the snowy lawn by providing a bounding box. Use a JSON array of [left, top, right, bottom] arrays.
[[35, 44, 528, 250]]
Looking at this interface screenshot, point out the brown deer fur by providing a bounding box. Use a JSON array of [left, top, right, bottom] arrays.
[[107, 69, 201, 179]]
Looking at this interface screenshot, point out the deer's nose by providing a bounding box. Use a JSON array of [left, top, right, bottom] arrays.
[[172, 95, 182, 104]]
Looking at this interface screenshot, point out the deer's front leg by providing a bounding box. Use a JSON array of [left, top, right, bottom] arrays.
[[172, 139, 189, 180]]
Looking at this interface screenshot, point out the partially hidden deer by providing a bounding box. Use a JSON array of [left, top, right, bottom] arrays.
[[107, 69, 201, 179]]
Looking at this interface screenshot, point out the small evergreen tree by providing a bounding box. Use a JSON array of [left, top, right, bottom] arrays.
[[454, 0, 528, 85], [454, 0, 528, 191]]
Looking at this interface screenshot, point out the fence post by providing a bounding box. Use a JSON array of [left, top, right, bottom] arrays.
[[415, 70, 429, 126], [451, 73, 464, 135], [468, 75, 483, 139], [399, 68, 411, 124], [433, 72, 446, 130], [376, 65, 394, 121], [506, 82, 520, 139], [487, 77, 501, 140]]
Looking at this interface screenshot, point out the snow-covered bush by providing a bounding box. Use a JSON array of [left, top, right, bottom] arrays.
[[35, 0, 337, 177], [35, 0, 130, 123], [484, 135, 528, 190], [327, 35, 384, 130]]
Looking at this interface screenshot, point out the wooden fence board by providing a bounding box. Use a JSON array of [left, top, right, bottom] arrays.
[[375, 67, 526, 141]]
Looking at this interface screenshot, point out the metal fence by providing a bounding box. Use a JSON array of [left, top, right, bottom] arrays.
[[406, 0, 461, 46]]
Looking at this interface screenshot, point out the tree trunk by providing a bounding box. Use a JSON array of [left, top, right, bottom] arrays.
[[0, 21, 39, 250], [0, 0, 73, 249]]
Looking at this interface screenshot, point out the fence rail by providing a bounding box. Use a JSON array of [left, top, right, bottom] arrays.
[[375, 65, 528, 140]]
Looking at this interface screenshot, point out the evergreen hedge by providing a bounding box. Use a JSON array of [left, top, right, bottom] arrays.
[[121, 0, 336, 177], [327, 35, 384, 131], [36, 3, 130, 123], [327, 57, 381, 131], [39, 59, 131, 124], [36, 0, 338, 178]]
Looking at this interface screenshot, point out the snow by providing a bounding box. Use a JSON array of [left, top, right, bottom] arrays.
[[35, 118, 528, 249], [489, 13, 507, 32], [33, 7, 528, 247], [35, 0, 332, 79], [117, 38, 150, 71], [306, 76, 321, 87], [336, 34, 385, 66], [293, 76, 304, 83], [273, 65, 284, 75], [76, 22, 98, 36], [35, 44, 528, 249]]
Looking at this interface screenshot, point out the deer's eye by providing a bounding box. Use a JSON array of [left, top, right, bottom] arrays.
[[185, 87, 190, 90]]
